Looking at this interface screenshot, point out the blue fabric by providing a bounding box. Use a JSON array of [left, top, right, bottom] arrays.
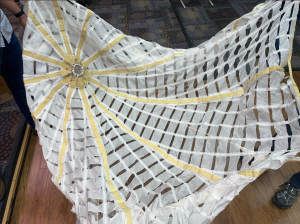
[[290, 109, 300, 188], [266, 11, 300, 182], [275, 6, 300, 51], [0, 33, 35, 129], [291, 171, 300, 188], [276, 109, 300, 188]]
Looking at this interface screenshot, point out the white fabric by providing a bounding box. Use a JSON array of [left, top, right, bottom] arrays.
[[21, 1, 300, 224], [0, 8, 13, 47]]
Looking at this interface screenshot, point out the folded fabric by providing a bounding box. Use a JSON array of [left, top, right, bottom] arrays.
[[21, 1, 300, 223]]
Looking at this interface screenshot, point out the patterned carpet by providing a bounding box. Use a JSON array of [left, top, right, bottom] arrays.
[[171, 0, 265, 46], [89, 0, 190, 49], [88, 0, 300, 66], [0, 106, 21, 161], [0, 99, 21, 177], [172, 0, 300, 56]]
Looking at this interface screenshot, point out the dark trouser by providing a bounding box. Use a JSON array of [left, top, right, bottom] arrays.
[[278, 112, 300, 188], [291, 172, 300, 188], [0, 33, 35, 129], [274, 6, 300, 189]]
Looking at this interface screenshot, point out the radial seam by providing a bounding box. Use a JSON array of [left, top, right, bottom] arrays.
[[89, 89, 222, 182], [53, 1, 73, 57], [28, 8, 71, 63], [76, 10, 93, 59], [55, 86, 75, 185], [23, 50, 69, 68], [87, 52, 185, 75], [80, 88, 133, 224], [24, 70, 69, 84], [32, 77, 71, 121], [83, 34, 127, 67]]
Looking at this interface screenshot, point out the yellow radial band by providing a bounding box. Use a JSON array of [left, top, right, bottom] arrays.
[[83, 34, 127, 67], [89, 89, 222, 182], [80, 88, 133, 224], [90, 65, 284, 105], [24, 70, 69, 85], [32, 77, 71, 121], [88, 52, 185, 75], [23, 50, 69, 68], [76, 10, 93, 59], [55, 87, 75, 185], [53, 1, 74, 58], [233, 19, 239, 31], [238, 169, 266, 177], [28, 8, 72, 63]]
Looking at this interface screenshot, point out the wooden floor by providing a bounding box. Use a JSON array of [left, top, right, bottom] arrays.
[[11, 135, 76, 224], [11, 72, 300, 224], [10, 135, 300, 224]]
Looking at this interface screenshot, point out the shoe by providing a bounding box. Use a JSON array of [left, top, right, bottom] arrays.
[[0, 177, 5, 201], [272, 180, 300, 209]]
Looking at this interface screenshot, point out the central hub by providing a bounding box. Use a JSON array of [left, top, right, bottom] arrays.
[[71, 63, 84, 77]]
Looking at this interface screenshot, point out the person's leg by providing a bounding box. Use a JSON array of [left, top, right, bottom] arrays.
[[1, 33, 35, 129], [291, 171, 300, 188], [0, 177, 5, 201], [272, 172, 300, 209]]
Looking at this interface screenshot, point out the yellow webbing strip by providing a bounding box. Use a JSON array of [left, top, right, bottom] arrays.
[[238, 169, 266, 177], [24, 70, 69, 85], [89, 89, 222, 182], [238, 3, 299, 179], [82, 34, 127, 67], [55, 87, 74, 185], [80, 88, 133, 224], [88, 52, 185, 75], [23, 50, 69, 68], [90, 65, 284, 105], [76, 10, 93, 59], [233, 19, 239, 31], [253, 3, 265, 12], [32, 77, 71, 121], [53, 1, 73, 57], [28, 9, 71, 62]]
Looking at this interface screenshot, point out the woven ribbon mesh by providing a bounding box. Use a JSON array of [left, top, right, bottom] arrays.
[[22, 0, 300, 223]]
